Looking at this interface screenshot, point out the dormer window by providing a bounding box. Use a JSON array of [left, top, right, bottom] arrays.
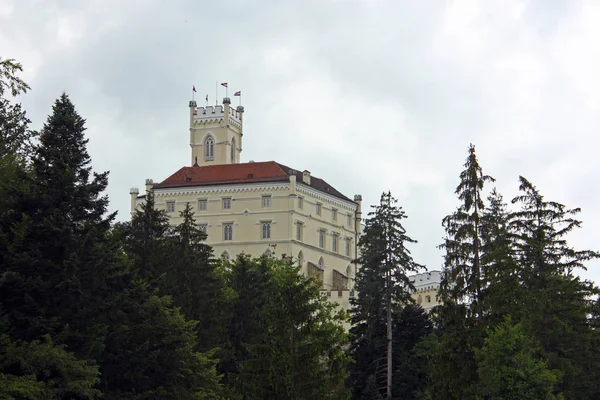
[[205, 137, 214, 161]]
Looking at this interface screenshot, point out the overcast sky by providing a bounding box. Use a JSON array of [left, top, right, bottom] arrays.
[[2, 0, 599, 283]]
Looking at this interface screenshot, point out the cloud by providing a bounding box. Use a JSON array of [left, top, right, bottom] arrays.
[[2, 0, 599, 282]]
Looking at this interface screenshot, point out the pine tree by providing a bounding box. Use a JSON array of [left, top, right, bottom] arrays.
[[168, 203, 226, 352], [349, 191, 423, 399], [1, 93, 116, 362], [510, 176, 600, 399], [225, 255, 350, 399], [439, 143, 495, 313]]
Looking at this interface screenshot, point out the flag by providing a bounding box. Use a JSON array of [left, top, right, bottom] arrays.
[[234, 91, 241, 96], [192, 85, 197, 92], [221, 82, 228, 87], [205, 94, 208, 102]]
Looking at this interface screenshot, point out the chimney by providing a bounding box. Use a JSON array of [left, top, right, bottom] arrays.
[[302, 170, 311, 185]]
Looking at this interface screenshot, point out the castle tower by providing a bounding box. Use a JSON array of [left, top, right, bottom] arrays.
[[189, 97, 244, 167]]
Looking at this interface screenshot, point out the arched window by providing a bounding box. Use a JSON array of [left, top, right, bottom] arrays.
[[220, 250, 230, 262], [264, 249, 273, 258], [318, 257, 324, 270], [205, 136, 214, 161], [230, 138, 236, 163], [297, 251, 304, 268], [426, 295, 431, 303]]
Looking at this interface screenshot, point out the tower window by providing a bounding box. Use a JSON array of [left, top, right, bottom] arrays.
[[332, 208, 337, 221], [296, 222, 303, 241], [222, 198, 231, 209], [224, 223, 233, 241], [316, 203, 322, 216], [231, 138, 236, 163], [347, 213, 352, 227], [332, 233, 339, 252], [298, 197, 303, 209], [262, 195, 271, 208], [166, 201, 175, 213], [262, 222, 271, 239], [205, 137, 214, 161], [345, 238, 351, 256]]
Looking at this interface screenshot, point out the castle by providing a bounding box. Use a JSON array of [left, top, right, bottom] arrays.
[[129, 96, 363, 314]]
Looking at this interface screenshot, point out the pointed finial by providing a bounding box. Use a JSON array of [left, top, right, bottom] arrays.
[[193, 156, 199, 167]]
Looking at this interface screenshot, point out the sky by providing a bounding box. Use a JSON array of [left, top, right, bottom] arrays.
[[1, 0, 599, 283]]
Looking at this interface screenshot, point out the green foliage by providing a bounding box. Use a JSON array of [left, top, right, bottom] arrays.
[[0, 334, 100, 399], [225, 255, 350, 399], [349, 192, 425, 399], [474, 317, 560, 400]]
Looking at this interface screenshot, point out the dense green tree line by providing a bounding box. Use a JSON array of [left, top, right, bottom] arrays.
[[2, 57, 599, 399]]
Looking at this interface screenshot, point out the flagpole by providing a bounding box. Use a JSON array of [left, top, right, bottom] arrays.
[[215, 81, 218, 106], [192, 87, 195, 101]]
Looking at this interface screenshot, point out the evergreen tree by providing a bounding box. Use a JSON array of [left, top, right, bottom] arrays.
[[439, 143, 495, 312], [1, 93, 115, 361], [225, 255, 350, 399], [168, 203, 227, 352], [474, 317, 560, 400], [349, 191, 423, 399], [510, 176, 600, 399]]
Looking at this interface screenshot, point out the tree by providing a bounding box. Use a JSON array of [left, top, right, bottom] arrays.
[[225, 254, 350, 399], [349, 191, 423, 399], [168, 203, 227, 352], [439, 143, 495, 313], [510, 176, 600, 399], [474, 317, 560, 400]]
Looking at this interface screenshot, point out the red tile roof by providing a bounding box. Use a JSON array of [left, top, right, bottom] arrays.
[[153, 161, 354, 202]]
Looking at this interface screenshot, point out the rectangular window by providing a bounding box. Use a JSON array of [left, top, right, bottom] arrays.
[[298, 197, 303, 209], [345, 239, 351, 256], [332, 208, 337, 221], [332, 234, 338, 252], [262, 195, 271, 208], [316, 203, 322, 216], [166, 201, 175, 213], [296, 223, 303, 241], [347, 213, 352, 227], [262, 222, 271, 239], [223, 223, 233, 241], [222, 198, 231, 209], [198, 199, 207, 211], [319, 230, 325, 248]]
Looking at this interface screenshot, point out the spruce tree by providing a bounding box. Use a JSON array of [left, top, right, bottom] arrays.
[[349, 191, 423, 399], [439, 143, 495, 313], [510, 176, 600, 399]]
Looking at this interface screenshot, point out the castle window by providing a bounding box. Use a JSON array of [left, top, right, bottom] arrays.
[[231, 138, 236, 162], [298, 197, 303, 209], [262, 195, 271, 208], [296, 222, 303, 241], [426, 295, 431, 303], [222, 198, 231, 209], [205, 137, 214, 161], [332, 234, 339, 252], [319, 229, 326, 248], [223, 223, 233, 241], [262, 222, 271, 239], [166, 201, 175, 213], [347, 213, 352, 227], [316, 203, 322, 216], [345, 238, 351, 256], [332, 208, 337, 221], [198, 199, 207, 211]]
